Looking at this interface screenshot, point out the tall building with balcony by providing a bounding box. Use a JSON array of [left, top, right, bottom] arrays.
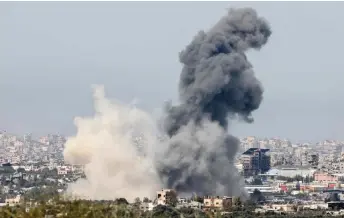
[[241, 148, 270, 177]]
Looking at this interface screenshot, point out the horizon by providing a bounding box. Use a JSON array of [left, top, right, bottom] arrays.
[[0, 128, 342, 145]]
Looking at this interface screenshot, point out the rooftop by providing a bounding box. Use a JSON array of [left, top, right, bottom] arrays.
[[242, 148, 270, 155]]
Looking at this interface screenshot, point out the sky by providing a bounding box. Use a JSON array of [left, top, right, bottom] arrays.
[[0, 2, 344, 142]]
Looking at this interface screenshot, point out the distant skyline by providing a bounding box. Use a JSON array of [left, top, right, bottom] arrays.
[[1, 2, 344, 142]]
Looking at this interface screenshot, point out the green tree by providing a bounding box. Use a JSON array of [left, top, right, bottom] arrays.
[[133, 197, 141, 209], [143, 197, 150, 203], [165, 190, 178, 207], [250, 189, 265, 203], [152, 204, 180, 218], [115, 198, 129, 205], [233, 197, 242, 212]]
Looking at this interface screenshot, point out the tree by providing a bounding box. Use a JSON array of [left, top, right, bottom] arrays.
[[233, 197, 242, 212], [114, 198, 129, 205], [179, 207, 194, 216], [165, 190, 178, 207], [143, 197, 150, 203], [243, 200, 257, 213], [292, 205, 298, 212], [152, 205, 180, 218], [304, 175, 314, 183], [294, 174, 303, 182], [250, 189, 265, 203], [133, 197, 141, 209]]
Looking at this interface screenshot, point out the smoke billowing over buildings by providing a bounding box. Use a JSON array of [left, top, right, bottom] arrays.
[[63, 7, 271, 201], [158, 7, 271, 198]]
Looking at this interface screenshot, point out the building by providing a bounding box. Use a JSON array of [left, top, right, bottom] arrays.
[[263, 166, 316, 178], [245, 185, 279, 194], [156, 189, 175, 205], [5, 195, 21, 206], [241, 148, 270, 177], [140, 202, 155, 211], [203, 196, 232, 212], [57, 166, 71, 175], [314, 172, 339, 183], [188, 201, 203, 210], [300, 151, 319, 167], [270, 204, 295, 212], [308, 153, 319, 167]]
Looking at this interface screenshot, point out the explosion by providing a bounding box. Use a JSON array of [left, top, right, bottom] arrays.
[[63, 85, 162, 201], [63, 7, 271, 201]]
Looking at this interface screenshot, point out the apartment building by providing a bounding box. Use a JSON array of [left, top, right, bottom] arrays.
[[299, 151, 319, 167], [5, 195, 21, 207], [203, 196, 232, 212], [314, 172, 339, 183], [241, 148, 271, 177], [156, 189, 174, 205]]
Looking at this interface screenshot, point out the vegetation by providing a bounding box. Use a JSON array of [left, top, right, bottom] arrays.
[[0, 192, 339, 218], [165, 190, 178, 207]]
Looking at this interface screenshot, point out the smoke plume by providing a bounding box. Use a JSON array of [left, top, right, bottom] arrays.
[[158, 7, 271, 198], [63, 85, 162, 201], [63, 7, 271, 201]]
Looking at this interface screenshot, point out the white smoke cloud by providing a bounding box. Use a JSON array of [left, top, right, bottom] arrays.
[[63, 85, 162, 202]]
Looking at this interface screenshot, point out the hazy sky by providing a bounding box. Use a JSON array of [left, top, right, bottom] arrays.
[[1, 2, 344, 142]]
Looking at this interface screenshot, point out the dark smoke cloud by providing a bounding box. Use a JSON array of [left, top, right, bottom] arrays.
[[158, 7, 271, 197]]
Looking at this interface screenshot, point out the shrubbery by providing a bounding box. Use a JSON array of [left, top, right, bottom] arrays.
[[0, 194, 338, 218]]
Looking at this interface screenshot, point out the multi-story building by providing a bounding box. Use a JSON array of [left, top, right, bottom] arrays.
[[241, 148, 270, 177], [314, 172, 339, 183], [308, 153, 319, 168], [156, 189, 174, 205], [5, 195, 21, 207], [203, 196, 232, 212], [57, 166, 71, 175], [299, 150, 319, 167]]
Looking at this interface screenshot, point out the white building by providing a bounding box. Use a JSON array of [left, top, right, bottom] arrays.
[[140, 202, 155, 211], [5, 195, 21, 207], [57, 166, 71, 175], [264, 167, 316, 178], [245, 185, 280, 194]]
